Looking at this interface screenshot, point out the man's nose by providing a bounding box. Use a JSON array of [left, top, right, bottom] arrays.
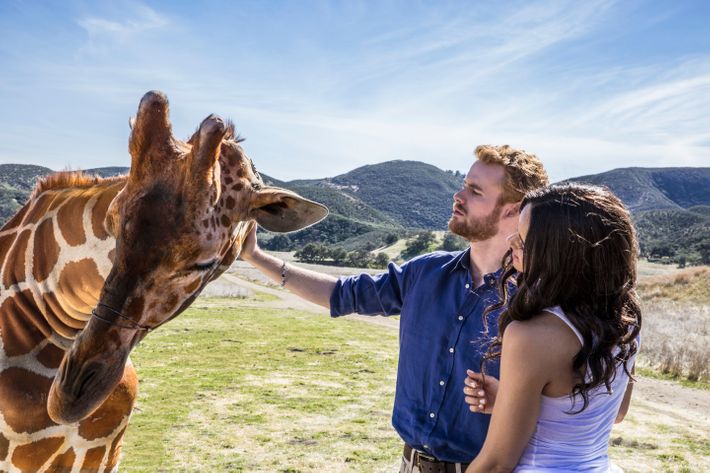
[[453, 190, 464, 203]]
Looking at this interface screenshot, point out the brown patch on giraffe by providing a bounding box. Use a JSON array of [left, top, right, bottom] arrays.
[[220, 215, 230, 227], [226, 152, 239, 167], [2, 228, 30, 287], [206, 233, 213, 241], [57, 192, 89, 246], [232, 182, 244, 191], [125, 295, 145, 320], [37, 343, 65, 370], [92, 186, 119, 240], [225, 196, 236, 210], [47, 447, 76, 471], [184, 277, 201, 294], [104, 426, 127, 473], [236, 167, 245, 177], [202, 218, 209, 228], [0, 232, 15, 266], [82, 446, 106, 470], [223, 167, 231, 175], [0, 295, 48, 356], [57, 258, 103, 312], [23, 193, 55, 225], [12, 436, 64, 473], [79, 367, 137, 441], [32, 218, 60, 282], [0, 433, 8, 461], [224, 176, 233, 185], [0, 368, 57, 433], [162, 292, 179, 313], [0, 202, 29, 231]]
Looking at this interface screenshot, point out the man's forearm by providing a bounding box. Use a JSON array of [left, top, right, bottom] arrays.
[[244, 249, 338, 309]]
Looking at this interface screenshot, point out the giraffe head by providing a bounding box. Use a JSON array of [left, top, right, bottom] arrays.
[[47, 91, 327, 424]]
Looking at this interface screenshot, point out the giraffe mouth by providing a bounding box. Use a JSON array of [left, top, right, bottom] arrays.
[[47, 343, 131, 424]]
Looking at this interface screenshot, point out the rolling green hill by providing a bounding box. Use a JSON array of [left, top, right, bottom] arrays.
[[1, 162, 707, 263], [291, 160, 463, 229]]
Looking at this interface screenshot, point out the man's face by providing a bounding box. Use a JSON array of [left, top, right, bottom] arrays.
[[448, 160, 506, 242]]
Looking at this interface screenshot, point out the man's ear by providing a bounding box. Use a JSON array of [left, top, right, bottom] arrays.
[[250, 187, 328, 232], [501, 201, 521, 219]]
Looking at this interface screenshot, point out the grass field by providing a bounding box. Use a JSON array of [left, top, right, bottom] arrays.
[[117, 259, 710, 472], [122, 298, 401, 472]]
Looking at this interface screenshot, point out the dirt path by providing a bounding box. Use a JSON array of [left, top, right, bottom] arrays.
[[218, 272, 400, 330], [213, 273, 707, 413]]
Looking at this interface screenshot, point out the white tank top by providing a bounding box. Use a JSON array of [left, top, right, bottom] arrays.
[[514, 306, 634, 473]]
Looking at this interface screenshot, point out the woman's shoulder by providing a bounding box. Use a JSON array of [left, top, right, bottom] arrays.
[[504, 313, 582, 360]]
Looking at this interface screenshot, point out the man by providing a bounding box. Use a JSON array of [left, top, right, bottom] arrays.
[[240, 145, 549, 472]]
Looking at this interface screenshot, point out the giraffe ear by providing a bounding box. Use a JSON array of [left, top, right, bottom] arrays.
[[250, 187, 328, 232]]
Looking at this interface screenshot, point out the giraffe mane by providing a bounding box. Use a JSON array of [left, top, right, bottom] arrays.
[[30, 171, 127, 200]]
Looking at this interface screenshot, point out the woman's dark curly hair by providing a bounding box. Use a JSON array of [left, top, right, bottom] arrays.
[[483, 183, 641, 412]]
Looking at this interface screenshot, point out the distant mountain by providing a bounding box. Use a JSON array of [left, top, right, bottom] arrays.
[[565, 167, 710, 262], [1, 162, 707, 262], [290, 160, 463, 229], [0, 164, 54, 224], [565, 167, 710, 212]]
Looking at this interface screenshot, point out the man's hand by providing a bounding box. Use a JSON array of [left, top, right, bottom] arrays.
[[240, 221, 259, 263], [463, 369, 499, 414]]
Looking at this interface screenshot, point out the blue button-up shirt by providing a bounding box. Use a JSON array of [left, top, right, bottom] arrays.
[[330, 248, 506, 463]]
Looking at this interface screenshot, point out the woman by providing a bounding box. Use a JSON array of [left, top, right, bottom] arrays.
[[463, 184, 641, 472]]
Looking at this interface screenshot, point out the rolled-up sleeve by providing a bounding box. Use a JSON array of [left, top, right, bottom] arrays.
[[330, 261, 409, 317]]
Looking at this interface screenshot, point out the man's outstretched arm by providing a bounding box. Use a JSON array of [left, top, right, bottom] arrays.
[[240, 224, 337, 308]]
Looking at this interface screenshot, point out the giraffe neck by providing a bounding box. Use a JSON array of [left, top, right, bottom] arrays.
[[0, 178, 125, 351]]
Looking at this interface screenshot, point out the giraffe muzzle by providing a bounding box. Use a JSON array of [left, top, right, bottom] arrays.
[[48, 347, 130, 424]]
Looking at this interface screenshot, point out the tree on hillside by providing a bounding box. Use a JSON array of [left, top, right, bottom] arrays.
[[401, 231, 436, 260], [698, 242, 710, 265], [263, 234, 292, 251], [295, 243, 330, 263], [373, 252, 390, 269], [385, 233, 399, 245], [439, 232, 468, 252]]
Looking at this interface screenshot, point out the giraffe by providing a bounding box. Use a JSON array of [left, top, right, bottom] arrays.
[[0, 90, 327, 472]]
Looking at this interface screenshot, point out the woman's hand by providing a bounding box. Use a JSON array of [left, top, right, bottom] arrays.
[[463, 369, 499, 414], [240, 221, 259, 263]]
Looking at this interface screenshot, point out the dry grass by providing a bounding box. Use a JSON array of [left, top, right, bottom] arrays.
[[636, 266, 710, 383], [638, 266, 710, 304]]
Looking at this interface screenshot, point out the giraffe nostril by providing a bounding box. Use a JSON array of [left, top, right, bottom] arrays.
[[69, 364, 100, 399]]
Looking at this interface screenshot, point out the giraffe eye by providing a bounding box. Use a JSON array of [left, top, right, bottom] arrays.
[[192, 260, 217, 272]]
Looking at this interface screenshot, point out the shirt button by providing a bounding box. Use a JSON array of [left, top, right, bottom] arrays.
[[465, 283, 470, 289], [458, 315, 464, 321], [449, 347, 454, 353], [429, 412, 436, 418], [439, 380, 445, 386]]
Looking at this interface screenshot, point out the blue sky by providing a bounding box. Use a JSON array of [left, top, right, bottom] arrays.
[[1, 0, 709, 182]]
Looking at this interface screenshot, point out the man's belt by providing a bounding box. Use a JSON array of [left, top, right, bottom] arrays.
[[403, 444, 470, 473]]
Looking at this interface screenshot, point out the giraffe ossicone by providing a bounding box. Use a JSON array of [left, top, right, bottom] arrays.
[[0, 90, 327, 471]]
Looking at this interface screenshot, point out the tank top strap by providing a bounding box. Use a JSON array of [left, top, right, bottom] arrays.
[[542, 306, 584, 346]]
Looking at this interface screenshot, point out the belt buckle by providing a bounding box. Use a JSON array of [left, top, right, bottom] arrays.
[[415, 450, 438, 470]]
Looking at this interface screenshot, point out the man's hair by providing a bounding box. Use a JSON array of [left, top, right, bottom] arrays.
[[474, 145, 549, 203]]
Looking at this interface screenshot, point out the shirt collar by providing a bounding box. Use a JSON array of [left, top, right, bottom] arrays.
[[447, 247, 505, 283]]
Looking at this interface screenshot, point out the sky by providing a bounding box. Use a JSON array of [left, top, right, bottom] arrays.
[[1, 0, 709, 182]]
